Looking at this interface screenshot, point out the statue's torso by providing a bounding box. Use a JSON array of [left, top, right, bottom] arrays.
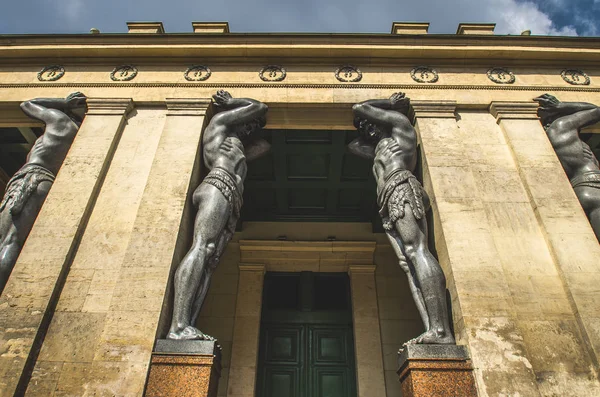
[[373, 127, 418, 195], [202, 124, 247, 193], [27, 122, 79, 175], [546, 124, 599, 179]]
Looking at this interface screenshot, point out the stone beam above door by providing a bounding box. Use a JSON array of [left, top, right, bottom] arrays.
[[239, 240, 376, 272]]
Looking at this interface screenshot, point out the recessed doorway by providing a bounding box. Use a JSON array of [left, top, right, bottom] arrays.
[[256, 271, 358, 397]]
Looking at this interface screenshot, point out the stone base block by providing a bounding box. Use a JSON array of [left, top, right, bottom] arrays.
[[145, 340, 222, 397], [397, 344, 477, 397]]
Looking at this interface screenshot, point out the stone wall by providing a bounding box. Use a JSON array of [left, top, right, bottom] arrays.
[[0, 31, 599, 397]]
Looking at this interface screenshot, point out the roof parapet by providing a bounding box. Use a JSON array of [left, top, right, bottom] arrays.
[[391, 22, 429, 35], [456, 23, 495, 35], [126, 22, 165, 34], [191, 22, 230, 34]]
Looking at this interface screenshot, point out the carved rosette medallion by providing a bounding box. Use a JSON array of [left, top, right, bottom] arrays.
[[335, 65, 362, 82], [410, 66, 439, 83], [37, 65, 65, 81], [259, 65, 286, 82], [184, 65, 212, 81], [110, 65, 138, 81], [561, 69, 590, 85], [487, 67, 515, 84]]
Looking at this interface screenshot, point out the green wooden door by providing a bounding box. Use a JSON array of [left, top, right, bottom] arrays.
[[256, 273, 357, 397]]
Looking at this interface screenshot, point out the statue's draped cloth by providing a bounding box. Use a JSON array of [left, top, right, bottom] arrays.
[[200, 167, 243, 235], [0, 164, 55, 216], [377, 168, 426, 231]]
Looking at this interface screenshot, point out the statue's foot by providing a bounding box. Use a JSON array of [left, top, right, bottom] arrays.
[[403, 328, 455, 346], [167, 326, 217, 341]]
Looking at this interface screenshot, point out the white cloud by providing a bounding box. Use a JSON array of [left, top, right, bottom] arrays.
[[488, 0, 577, 35]]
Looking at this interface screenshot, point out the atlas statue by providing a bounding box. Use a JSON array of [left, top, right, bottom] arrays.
[[349, 92, 454, 345], [535, 94, 600, 241], [168, 90, 269, 340], [0, 92, 87, 293]]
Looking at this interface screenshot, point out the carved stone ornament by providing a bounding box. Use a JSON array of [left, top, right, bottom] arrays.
[[110, 65, 138, 81], [184, 65, 212, 81], [37, 65, 65, 81], [561, 69, 591, 85], [259, 65, 286, 82], [410, 66, 439, 83], [487, 67, 515, 84], [335, 65, 362, 82]]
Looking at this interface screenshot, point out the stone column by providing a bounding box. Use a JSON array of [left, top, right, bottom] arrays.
[[227, 264, 265, 397], [491, 102, 600, 378], [0, 98, 133, 396], [413, 102, 541, 396], [348, 264, 386, 397]]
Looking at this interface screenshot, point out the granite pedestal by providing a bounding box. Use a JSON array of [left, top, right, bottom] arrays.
[[145, 340, 222, 397], [397, 344, 477, 397]]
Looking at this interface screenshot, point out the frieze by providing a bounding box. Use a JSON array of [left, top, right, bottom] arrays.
[[110, 65, 138, 81], [335, 65, 362, 82], [37, 65, 65, 82], [184, 65, 212, 81], [410, 66, 438, 83], [561, 69, 590, 85], [259, 65, 286, 82], [487, 67, 515, 84]]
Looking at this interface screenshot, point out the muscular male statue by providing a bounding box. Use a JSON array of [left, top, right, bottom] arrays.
[[535, 94, 600, 241], [349, 93, 454, 345], [0, 92, 87, 293], [168, 90, 269, 340]]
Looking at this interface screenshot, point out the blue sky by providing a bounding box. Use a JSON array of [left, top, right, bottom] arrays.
[[0, 0, 597, 36]]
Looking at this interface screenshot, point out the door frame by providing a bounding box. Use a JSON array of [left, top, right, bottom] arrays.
[[226, 240, 386, 397]]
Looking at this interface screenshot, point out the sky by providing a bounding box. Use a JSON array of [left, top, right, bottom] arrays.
[[0, 0, 598, 36]]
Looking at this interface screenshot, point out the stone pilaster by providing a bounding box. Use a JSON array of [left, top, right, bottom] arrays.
[[491, 102, 600, 389], [348, 264, 386, 397], [413, 101, 542, 396], [227, 264, 266, 397], [0, 98, 133, 396], [84, 98, 212, 394]]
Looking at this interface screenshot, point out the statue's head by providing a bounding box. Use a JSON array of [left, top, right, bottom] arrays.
[[235, 115, 266, 140], [65, 92, 88, 124], [354, 116, 383, 141]]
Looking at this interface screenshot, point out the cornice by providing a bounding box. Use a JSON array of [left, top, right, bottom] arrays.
[[348, 264, 377, 274], [165, 98, 212, 116], [411, 100, 457, 119], [2, 82, 599, 93], [86, 98, 133, 115], [238, 263, 266, 273], [0, 34, 599, 63], [489, 101, 539, 121]]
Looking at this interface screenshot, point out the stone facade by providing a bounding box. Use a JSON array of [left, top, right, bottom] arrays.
[[0, 21, 599, 397]]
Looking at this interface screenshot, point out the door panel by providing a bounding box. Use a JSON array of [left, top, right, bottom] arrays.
[[265, 327, 303, 364], [313, 368, 350, 397], [312, 327, 348, 364], [263, 367, 301, 397]]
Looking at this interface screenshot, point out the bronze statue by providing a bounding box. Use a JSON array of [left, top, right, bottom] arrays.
[[349, 93, 454, 345], [0, 92, 87, 293], [535, 94, 600, 241], [168, 90, 269, 341]]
